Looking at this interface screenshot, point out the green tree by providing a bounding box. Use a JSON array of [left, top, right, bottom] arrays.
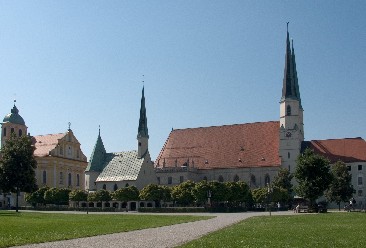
[[44, 188, 71, 205], [252, 187, 268, 206], [171, 180, 195, 206], [295, 148, 333, 209], [192, 180, 211, 206], [69, 189, 88, 207], [325, 161, 355, 211], [25, 186, 49, 207], [112, 186, 140, 201], [208, 181, 227, 205], [0, 134, 38, 212], [225, 181, 251, 207], [95, 189, 111, 202], [139, 184, 168, 206], [272, 168, 293, 205]]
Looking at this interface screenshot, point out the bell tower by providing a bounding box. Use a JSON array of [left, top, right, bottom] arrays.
[[137, 87, 149, 159], [279, 24, 304, 173], [1, 101, 27, 148]]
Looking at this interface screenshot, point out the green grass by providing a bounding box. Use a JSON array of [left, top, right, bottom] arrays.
[[0, 211, 211, 248], [180, 213, 366, 248]]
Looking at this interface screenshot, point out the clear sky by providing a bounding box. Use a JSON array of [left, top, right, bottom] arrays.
[[1, 1, 365, 160]]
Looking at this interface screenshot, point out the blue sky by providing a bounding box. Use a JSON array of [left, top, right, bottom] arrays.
[[1, 1, 365, 160]]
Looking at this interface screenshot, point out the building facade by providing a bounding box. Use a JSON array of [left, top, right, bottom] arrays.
[[0, 103, 87, 208]]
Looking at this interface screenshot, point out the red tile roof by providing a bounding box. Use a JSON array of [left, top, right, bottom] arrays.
[[32, 133, 65, 157], [155, 121, 281, 169], [303, 137, 366, 163]]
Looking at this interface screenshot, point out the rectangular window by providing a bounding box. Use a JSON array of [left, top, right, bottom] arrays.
[[168, 177, 172, 185], [358, 190, 363, 197], [358, 176, 363, 185], [180, 176, 184, 183], [358, 165, 363, 170], [347, 166, 351, 171], [157, 177, 160, 185]]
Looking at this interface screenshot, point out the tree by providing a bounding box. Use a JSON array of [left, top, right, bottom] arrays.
[[192, 180, 211, 206], [225, 181, 251, 207], [95, 189, 111, 202], [139, 184, 170, 206], [325, 161, 355, 210], [208, 181, 227, 205], [295, 148, 333, 209], [69, 189, 88, 207], [252, 187, 268, 206], [44, 188, 71, 205], [0, 134, 38, 212], [171, 180, 195, 206], [25, 186, 49, 207], [272, 168, 293, 205], [112, 186, 140, 201]]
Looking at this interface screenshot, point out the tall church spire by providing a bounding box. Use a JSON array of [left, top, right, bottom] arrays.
[[281, 23, 299, 101], [137, 86, 149, 158], [137, 86, 149, 138]]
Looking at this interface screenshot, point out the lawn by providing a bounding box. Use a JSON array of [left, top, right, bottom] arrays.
[[0, 211, 211, 248], [180, 212, 366, 248]]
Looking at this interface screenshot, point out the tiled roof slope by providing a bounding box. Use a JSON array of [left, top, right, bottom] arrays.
[[96, 150, 144, 182], [155, 121, 281, 169], [33, 133, 66, 157], [302, 137, 366, 163]]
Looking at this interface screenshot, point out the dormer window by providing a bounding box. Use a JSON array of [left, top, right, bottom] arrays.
[[287, 105, 291, 116]]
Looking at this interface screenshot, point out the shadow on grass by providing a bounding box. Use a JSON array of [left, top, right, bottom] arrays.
[[0, 210, 21, 216]]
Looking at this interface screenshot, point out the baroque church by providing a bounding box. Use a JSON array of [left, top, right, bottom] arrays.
[[85, 87, 157, 191], [0, 102, 88, 208], [154, 27, 366, 207]]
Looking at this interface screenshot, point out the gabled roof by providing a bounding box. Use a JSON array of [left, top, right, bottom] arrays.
[[155, 121, 281, 170], [96, 150, 144, 182], [33, 133, 66, 157], [302, 137, 366, 163]]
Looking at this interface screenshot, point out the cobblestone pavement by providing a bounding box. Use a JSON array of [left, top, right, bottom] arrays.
[[12, 211, 294, 248]]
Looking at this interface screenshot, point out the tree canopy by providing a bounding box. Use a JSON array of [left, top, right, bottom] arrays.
[[0, 134, 38, 211], [295, 148, 332, 206], [325, 161, 355, 210]]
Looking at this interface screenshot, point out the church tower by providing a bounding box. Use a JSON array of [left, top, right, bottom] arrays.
[[137, 87, 149, 159], [279, 24, 304, 173], [85, 127, 106, 191], [1, 101, 27, 148]]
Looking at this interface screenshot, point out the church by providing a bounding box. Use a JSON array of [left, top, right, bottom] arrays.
[[154, 27, 366, 207], [0, 102, 88, 208], [85, 87, 157, 192]]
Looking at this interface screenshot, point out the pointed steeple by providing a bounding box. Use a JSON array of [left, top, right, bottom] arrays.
[[292, 39, 302, 109], [86, 126, 106, 172], [281, 23, 299, 101], [137, 86, 149, 138]]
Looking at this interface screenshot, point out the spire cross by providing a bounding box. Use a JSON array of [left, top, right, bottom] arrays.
[[142, 74, 145, 86], [287, 22, 289, 32]]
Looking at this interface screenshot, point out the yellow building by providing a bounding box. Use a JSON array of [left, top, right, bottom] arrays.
[[1, 102, 87, 208]]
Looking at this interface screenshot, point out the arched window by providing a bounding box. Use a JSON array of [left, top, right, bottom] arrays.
[[114, 184, 118, 191], [288, 152, 291, 159], [218, 175, 224, 182], [11, 128, 14, 134], [287, 105, 291, 116], [265, 174, 270, 185], [19, 129, 23, 137], [125, 183, 129, 187], [250, 174, 256, 186], [76, 174, 80, 186], [203, 176, 208, 181], [233, 174, 239, 182], [103, 184, 106, 190], [68, 173, 72, 187], [42, 171, 47, 184], [3, 128, 6, 137]]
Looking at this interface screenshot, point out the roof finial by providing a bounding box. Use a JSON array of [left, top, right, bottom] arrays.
[[142, 74, 145, 87], [98, 125, 101, 136], [287, 22, 289, 32], [68, 122, 71, 131]]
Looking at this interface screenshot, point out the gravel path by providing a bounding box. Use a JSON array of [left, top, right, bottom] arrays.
[[12, 211, 294, 248]]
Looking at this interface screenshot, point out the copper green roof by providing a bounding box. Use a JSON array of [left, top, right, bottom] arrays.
[[3, 104, 25, 125], [96, 150, 144, 182], [137, 86, 149, 138], [86, 130, 106, 172]]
